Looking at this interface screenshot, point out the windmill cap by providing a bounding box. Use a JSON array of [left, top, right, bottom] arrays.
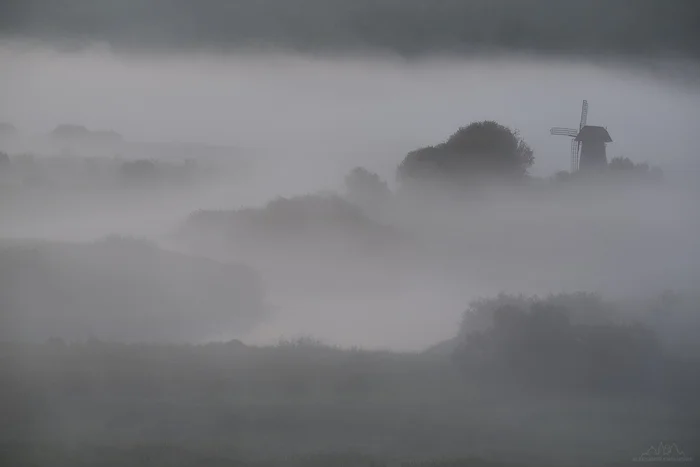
[[575, 125, 612, 143]]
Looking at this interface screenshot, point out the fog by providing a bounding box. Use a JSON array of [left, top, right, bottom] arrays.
[[2, 43, 700, 350], [2, 32, 700, 465], [3, 45, 700, 176]]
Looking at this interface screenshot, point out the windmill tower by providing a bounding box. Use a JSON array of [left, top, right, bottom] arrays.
[[551, 100, 612, 172]]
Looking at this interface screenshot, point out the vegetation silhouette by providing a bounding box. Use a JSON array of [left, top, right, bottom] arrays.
[[2, 291, 698, 466], [344, 166, 391, 210], [0, 152, 208, 193], [183, 192, 401, 258], [398, 121, 534, 187], [453, 294, 665, 395]]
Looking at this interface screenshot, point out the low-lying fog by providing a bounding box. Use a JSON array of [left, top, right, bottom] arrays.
[[2, 43, 699, 350]]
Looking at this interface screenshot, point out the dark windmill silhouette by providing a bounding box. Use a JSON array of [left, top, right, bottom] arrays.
[[551, 100, 612, 172]]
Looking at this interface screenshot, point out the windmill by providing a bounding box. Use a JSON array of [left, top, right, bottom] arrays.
[[551, 100, 612, 172]]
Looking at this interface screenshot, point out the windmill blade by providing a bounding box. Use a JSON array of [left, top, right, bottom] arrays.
[[571, 139, 580, 172], [579, 99, 588, 130], [550, 127, 579, 137]]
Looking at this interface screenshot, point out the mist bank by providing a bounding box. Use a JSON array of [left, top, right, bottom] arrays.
[[3, 45, 699, 181], [4, 287, 699, 466], [0, 236, 266, 343], [173, 170, 699, 349], [2, 42, 699, 350], [0, 122, 250, 164], [2, 0, 699, 62], [0, 143, 258, 242]]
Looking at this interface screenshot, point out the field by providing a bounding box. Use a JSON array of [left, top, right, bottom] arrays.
[[2, 336, 697, 467]]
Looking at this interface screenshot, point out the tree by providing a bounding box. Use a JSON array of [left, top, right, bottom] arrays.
[[454, 293, 666, 394], [120, 159, 157, 181], [608, 157, 662, 182], [50, 124, 91, 140], [397, 121, 534, 185], [344, 166, 391, 208], [608, 156, 637, 171]]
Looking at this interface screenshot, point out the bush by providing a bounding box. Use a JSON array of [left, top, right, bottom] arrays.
[[454, 293, 665, 394]]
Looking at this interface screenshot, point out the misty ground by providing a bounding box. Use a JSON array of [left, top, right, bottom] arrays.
[[2, 34, 700, 466], [2, 328, 699, 466], [3, 158, 698, 466]]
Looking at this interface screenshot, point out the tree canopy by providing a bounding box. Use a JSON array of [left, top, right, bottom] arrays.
[[397, 121, 534, 185], [344, 166, 391, 208], [454, 293, 667, 394]]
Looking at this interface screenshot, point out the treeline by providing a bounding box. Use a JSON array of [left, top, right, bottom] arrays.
[[2, 291, 698, 465], [0, 152, 208, 194], [177, 120, 670, 276], [5, 291, 699, 402], [397, 121, 663, 189], [181, 193, 405, 261]]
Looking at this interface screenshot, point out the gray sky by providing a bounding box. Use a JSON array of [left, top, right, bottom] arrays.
[[2, 0, 698, 59]]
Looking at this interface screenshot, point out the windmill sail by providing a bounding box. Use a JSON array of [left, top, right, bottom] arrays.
[[550, 127, 579, 137], [571, 139, 580, 172], [551, 99, 591, 173]]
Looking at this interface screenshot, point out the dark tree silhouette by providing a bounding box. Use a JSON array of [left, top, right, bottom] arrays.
[[397, 121, 534, 185], [454, 293, 666, 394], [608, 156, 637, 171], [50, 124, 91, 140], [607, 157, 663, 181], [50, 124, 124, 146], [120, 159, 157, 181], [344, 166, 391, 208]]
